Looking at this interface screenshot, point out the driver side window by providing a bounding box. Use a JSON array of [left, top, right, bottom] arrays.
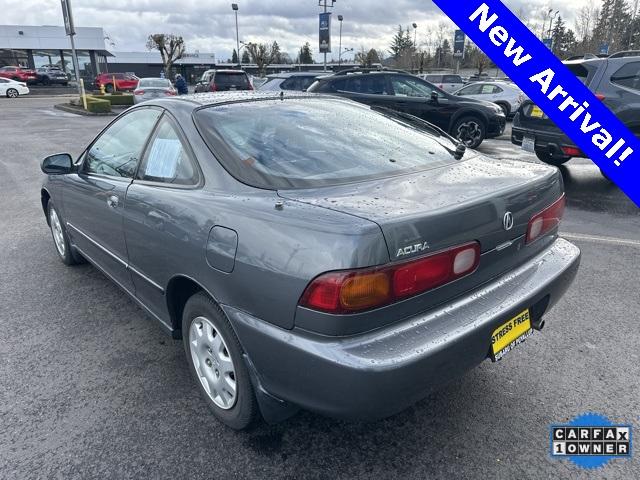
[[84, 109, 161, 178]]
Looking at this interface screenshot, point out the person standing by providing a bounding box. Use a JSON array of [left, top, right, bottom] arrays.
[[174, 74, 188, 95]]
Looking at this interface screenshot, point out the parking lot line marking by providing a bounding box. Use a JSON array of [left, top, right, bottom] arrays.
[[561, 232, 640, 247]]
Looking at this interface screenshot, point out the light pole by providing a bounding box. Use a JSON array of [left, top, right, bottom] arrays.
[[232, 3, 240, 67], [339, 47, 353, 66], [548, 10, 559, 43], [541, 8, 552, 38], [318, 0, 336, 72], [338, 14, 343, 67], [412, 23, 418, 72]]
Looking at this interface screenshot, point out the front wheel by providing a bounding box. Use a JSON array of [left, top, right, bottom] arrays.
[[452, 116, 486, 149], [47, 201, 83, 265], [6, 88, 19, 98], [535, 149, 570, 166], [182, 292, 259, 430]]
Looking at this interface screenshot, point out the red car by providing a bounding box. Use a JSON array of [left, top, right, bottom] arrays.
[[0, 66, 37, 83], [94, 72, 139, 92]]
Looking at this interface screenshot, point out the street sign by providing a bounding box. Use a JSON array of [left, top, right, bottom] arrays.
[[543, 38, 553, 49], [60, 0, 75, 36], [453, 30, 466, 58], [319, 12, 331, 53], [599, 43, 610, 55]]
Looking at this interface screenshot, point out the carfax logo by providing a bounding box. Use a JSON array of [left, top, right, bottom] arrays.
[[550, 413, 632, 469]]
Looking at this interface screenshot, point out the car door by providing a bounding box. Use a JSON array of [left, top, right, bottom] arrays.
[[123, 113, 203, 323], [62, 107, 162, 293], [388, 75, 453, 130], [0, 78, 7, 95]]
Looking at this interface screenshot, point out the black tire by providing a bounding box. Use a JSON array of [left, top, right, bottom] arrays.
[[105, 83, 114, 93], [600, 168, 612, 181], [452, 116, 486, 149], [6, 88, 19, 98], [182, 292, 259, 430], [496, 102, 510, 117], [535, 149, 570, 166], [42, 76, 51, 86], [47, 201, 84, 266], [62, 82, 68, 87]]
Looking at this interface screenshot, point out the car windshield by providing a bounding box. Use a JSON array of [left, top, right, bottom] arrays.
[[194, 98, 460, 189], [139, 79, 172, 88]]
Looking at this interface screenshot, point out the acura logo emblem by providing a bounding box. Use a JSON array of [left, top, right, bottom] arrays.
[[503, 212, 514, 231]]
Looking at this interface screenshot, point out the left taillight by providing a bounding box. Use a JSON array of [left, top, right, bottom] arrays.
[[299, 242, 481, 314], [526, 194, 566, 244]]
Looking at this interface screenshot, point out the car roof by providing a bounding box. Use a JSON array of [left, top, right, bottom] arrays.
[[139, 77, 171, 81], [149, 91, 332, 110], [266, 72, 320, 79]]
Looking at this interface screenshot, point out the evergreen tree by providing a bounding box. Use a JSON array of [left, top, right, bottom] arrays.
[[271, 41, 282, 64], [593, 0, 631, 52], [389, 25, 414, 59], [241, 50, 250, 64], [298, 42, 314, 64], [231, 49, 238, 64]]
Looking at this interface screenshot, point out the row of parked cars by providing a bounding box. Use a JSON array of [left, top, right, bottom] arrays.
[[191, 67, 514, 148]]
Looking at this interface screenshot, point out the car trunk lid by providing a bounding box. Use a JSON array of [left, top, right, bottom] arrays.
[[279, 154, 564, 280]]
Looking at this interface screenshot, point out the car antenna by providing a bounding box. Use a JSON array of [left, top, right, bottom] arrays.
[[280, 91, 284, 101]]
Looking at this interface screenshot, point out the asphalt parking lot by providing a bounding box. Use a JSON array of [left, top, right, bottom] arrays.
[[1, 96, 639, 479]]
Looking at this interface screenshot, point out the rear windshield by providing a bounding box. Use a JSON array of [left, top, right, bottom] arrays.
[[425, 75, 442, 82], [215, 73, 249, 86], [443, 75, 462, 83], [194, 98, 459, 189], [138, 79, 172, 88]]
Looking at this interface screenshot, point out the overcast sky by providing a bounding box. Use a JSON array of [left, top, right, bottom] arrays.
[[2, 0, 586, 60]]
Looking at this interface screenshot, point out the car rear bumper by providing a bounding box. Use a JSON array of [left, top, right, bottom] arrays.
[[511, 117, 586, 159], [224, 237, 581, 420]]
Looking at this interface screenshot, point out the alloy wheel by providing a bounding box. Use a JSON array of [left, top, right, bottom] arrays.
[[456, 120, 483, 147]]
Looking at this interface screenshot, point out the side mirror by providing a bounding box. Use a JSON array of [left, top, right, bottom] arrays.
[[430, 91, 439, 103], [41, 153, 73, 175]]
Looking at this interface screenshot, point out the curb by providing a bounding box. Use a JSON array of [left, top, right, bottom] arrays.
[[54, 103, 117, 116]]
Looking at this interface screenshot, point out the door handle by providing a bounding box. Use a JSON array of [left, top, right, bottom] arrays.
[[107, 195, 119, 208]]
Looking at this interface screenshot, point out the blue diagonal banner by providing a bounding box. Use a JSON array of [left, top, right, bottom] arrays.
[[433, 0, 640, 207]]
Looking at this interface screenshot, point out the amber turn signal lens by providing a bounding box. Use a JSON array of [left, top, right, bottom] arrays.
[[339, 273, 391, 310]]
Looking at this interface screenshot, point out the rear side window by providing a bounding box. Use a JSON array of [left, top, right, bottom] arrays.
[[344, 76, 389, 94], [565, 62, 598, 85], [215, 72, 250, 87], [138, 117, 199, 185], [610, 62, 640, 91]]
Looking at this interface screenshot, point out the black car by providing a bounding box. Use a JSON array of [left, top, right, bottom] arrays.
[[194, 69, 253, 93], [512, 52, 640, 167], [308, 69, 506, 148], [36, 66, 68, 86]]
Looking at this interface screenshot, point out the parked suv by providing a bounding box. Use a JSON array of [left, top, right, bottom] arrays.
[[35, 66, 68, 86], [194, 69, 253, 93], [308, 69, 506, 148], [94, 72, 139, 92], [417, 73, 464, 93], [512, 52, 640, 166], [0, 66, 37, 84]]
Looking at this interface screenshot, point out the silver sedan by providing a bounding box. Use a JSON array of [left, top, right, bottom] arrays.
[[133, 77, 176, 104]]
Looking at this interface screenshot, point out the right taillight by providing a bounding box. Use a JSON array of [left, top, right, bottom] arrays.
[[526, 194, 566, 245], [210, 83, 217, 92], [299, 242, 481, 314], [134, 89, 145, 95]]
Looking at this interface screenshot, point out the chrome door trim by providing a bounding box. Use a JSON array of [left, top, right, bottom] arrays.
[[128, 264, 165, 293]]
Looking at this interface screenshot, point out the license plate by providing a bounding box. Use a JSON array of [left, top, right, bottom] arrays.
[[522, 136, 536, 153], [490, 309, 533, 361], [530, 105, 544, 118]]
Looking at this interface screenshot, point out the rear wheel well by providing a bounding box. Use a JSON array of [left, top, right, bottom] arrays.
[[495, 102, 510, 116], [41, 189, 51, 225], [166, 276, 204, 335]]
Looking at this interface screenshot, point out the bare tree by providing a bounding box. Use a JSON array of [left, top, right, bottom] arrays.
[[245, 42, 276, 76], [146, 34, 186, 79]]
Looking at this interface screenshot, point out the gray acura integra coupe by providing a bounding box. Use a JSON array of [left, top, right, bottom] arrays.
[[40, 92, 580, 429]]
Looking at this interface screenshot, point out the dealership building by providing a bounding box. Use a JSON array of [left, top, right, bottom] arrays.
[[1, 24, 358, 85]]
